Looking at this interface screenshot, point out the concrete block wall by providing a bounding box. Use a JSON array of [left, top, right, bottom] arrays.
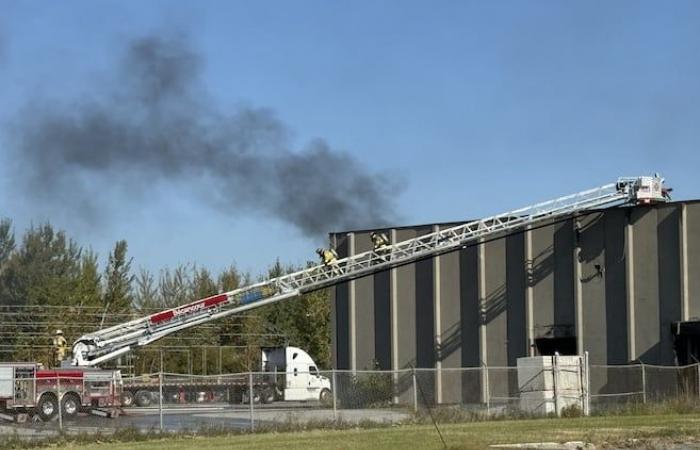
[[330, 201, 700, 403]]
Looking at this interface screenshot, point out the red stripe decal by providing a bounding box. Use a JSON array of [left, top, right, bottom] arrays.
[[37, 370, 84, 379], [149, 294, 228, 325]]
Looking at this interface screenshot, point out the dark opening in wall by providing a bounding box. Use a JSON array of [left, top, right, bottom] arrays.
[[672, 321, 700, 365], [534, 336, 577, 356]]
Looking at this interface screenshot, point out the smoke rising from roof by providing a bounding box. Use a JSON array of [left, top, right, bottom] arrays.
[[9, 35, 402, 237]]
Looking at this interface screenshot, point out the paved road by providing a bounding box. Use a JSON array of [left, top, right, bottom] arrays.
[[0, 403, 411, 440]]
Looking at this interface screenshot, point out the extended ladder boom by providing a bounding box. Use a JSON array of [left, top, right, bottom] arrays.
[[72, 175, 669, 366]]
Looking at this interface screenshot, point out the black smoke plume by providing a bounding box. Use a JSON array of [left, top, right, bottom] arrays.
[[9, 36, 402, 237]]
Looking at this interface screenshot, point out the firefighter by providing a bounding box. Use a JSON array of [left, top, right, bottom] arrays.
[[316, 247, 339, 266], [370, 232, 390, 251], [316, 247, 340, 275], [53, 330, 68, 366]]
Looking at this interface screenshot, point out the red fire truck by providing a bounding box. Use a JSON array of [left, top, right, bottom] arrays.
[[0, 363, 122, 421]]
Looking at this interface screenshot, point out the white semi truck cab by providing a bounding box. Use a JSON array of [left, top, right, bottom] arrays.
[[261, 346, 332, 403]]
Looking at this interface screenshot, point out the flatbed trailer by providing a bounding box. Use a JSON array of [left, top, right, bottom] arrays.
[[121, 346, 332, 406]]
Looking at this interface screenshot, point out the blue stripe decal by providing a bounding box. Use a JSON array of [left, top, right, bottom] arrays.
[[239, 290, 264, 305]]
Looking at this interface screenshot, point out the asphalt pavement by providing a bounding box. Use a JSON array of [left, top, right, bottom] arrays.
[[0, 402, 411, 440]]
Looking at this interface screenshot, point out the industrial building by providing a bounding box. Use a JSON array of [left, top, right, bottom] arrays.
[[330, 200, 700, 402]]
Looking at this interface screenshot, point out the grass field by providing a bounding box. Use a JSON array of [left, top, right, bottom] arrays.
[[21, 413, 700, 449]]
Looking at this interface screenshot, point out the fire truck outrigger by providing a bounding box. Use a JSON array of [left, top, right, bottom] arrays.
[[1, 175, 670, 421]]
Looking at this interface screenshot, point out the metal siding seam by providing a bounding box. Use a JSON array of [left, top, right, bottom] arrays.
[[626, 217, 636, 361], [681, 204, 690, 321], [574, 219, 584, 356], [348, 233, 356, 372], [433, 225, 442, 403], [390, 229, 399, 404], [478, 241, 488, 402], [331, 233, 338, 369], [525, 227, 534, 356]]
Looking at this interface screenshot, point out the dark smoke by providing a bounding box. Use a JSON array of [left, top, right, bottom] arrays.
[[8, 36, 402, 237]]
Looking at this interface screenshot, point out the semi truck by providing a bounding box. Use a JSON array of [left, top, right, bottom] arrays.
[[120, 346, 332, 406]]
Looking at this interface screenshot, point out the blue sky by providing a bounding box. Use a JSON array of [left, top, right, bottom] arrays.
[[1, 1, 699, 276]]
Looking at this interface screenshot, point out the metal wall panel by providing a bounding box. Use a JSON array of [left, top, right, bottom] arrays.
[[602, 209, 628, 364], [686, 203, 700, 319], [484, 239, 508, 366], [578, 213, 607, 364], [395, 228, 417, 371], [657, 205, 682, 365], [374, 268, 392, 370], [333, 234, 350, 369], [415, 227, 435, 368], [632, 208, 660, 363], [438, 247, 462, 403], [553, 220, 575, 329], [530, 225, 555, 339], [460, 245, 481, 402], [353, 231, 376, 370], [506, 232, 527, 365]]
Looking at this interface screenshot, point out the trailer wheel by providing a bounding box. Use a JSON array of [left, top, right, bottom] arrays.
[[261, 387, 275, 404], [241, 390, 261, 404], [135, 390, 152, 407], [319, 388, 332, 406], [121, 391, 134, 407], [61, 393, 81, 419], [36, 394, 58, 421]]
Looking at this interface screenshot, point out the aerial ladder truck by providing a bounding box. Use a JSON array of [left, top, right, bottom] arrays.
[[69, 175, 670, 369], [0, 175, 670, 420]]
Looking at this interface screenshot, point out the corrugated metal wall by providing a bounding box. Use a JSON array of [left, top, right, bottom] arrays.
[[330, 201, 700, 402]]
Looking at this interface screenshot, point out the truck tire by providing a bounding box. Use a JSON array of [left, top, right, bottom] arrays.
[[61, 393, 81, 419], [135, 390, 152, 407], [241, 389, 261, 404], [319, 388, 332, 406], [36, 394, 58, 421], [261, 387, 275, 404], [121, 391, 134, 407]]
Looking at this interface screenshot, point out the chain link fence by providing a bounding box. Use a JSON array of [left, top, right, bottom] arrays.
[[3, 361, 700, 438]]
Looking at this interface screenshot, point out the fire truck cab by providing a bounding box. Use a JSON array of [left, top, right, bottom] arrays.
[[0, 363, 122, 421]]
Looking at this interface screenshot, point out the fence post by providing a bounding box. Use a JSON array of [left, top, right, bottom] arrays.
[[583, 351, 590, 416], [332, 369, 338, 422], [696, 363, 700, 399], [482, 363, 490, 416], [553, 353, 560, 417], [159, 352, 164, 432], [56, 375, 63, 431], [392, 369, 399, 405], [641, 361, 647, 404], [412, 369, 418, 413], [248, 372, 254, 432]]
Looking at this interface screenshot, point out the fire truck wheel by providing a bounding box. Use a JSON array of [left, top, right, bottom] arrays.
[[121, 391, 134, 407], [61, 393, 81, 418], [261, 387, 275, 404], [36, 394, 58, 421], [135, 390, 152, 407], [319, 388, 332, 406]]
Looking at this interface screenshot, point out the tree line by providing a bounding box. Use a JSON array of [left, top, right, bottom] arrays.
[[0, 218, 330, 373]]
